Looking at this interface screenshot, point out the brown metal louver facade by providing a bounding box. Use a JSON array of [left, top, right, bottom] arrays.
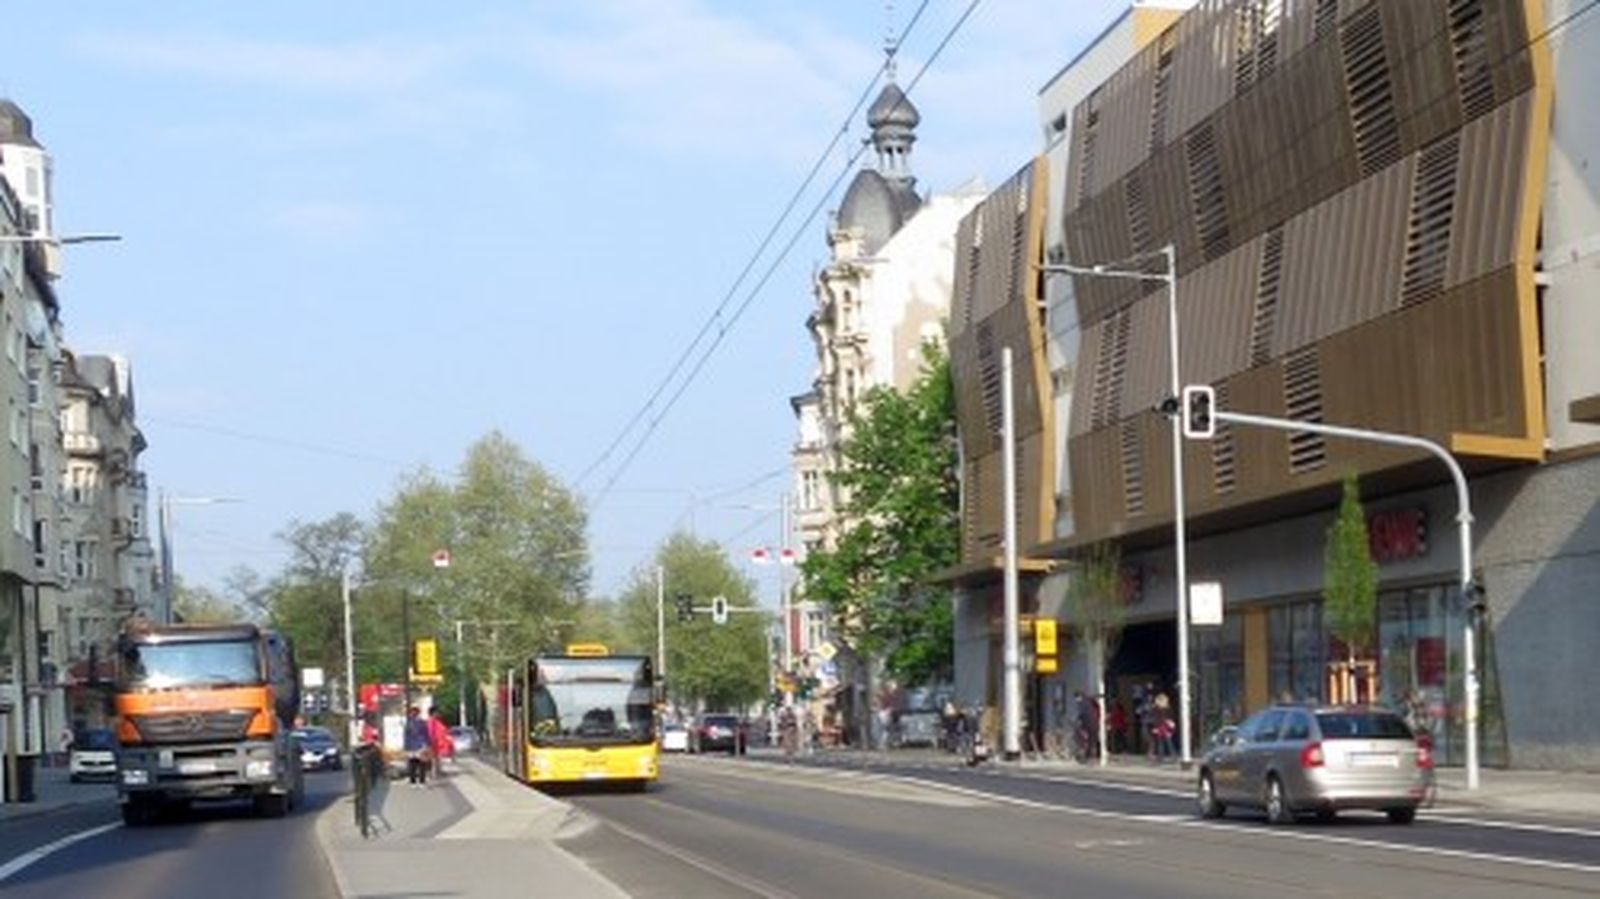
[[1062, 0, 1551, 544], [949, 159, 1054, 564]]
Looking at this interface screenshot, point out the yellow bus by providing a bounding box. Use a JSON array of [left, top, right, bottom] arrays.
[[506, 643, 658, 788]]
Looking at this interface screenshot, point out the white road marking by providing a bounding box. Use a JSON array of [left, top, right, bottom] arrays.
[[0, 823, 120, 883], [1421, 811, 1600, 839], [601, 814, 801, 899]]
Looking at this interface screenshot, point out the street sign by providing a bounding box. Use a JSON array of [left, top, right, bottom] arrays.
[[1034, 619, 1058, 657], [432, 549, 452, 569], [711, 595, 729, 625], [815, 641, 837, 662], [1190, 581, 1224, 626], [1036, 656, 1059, 674], [301, 667, 325, 689], [414, 638, 441, 675]]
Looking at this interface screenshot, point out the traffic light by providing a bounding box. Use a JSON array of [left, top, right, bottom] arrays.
[[675, 594, 694, 622], [1181, 385, 1216, 439], [711, 595, 729, 625]]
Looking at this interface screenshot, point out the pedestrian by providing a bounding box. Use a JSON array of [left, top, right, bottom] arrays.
[[1152, 691, 1175, 762], [1107, 700, 1127, 755], [428, 707, 454, 779], [403, 706, 431, 787]]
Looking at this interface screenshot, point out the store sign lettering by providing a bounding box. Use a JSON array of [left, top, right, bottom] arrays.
[[1368, 507, 1427, 564]]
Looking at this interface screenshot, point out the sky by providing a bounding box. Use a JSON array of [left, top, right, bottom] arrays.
[[5, 0, 1132, 608]]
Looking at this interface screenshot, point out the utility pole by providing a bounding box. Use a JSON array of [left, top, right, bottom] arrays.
[[401, 588, 412, 707], [455, 620, 467, 728], [342, 570, 356, 746], [655, 565, 667, 703], [1001, 346, 1022, 761]]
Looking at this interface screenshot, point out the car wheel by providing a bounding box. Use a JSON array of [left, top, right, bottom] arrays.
[[1314, 808, 1337, 822], [1197, 772, 1225, 819], [1386, 807, 1417, 825], [1265, 776, 1295, 825]]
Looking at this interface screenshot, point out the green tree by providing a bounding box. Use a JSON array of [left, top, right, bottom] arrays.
[[173, 577, 244, 624], [617, 532, 767, 710], [362, 432, 589, 689], [1063, 542, 1123, 764], [800, 344, 959, 685], [1323, 472, 1379, 700], [264, 513, 366, 682]]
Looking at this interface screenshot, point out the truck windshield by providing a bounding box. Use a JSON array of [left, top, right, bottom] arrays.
[[529, 658, 654, 746], [120, 639, 261, 690]]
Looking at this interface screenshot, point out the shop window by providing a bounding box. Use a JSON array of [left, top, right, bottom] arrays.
[[1268, 599, 1325, 704]]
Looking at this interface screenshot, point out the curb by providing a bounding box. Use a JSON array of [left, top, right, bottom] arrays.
[[312, 795, 358, 899]]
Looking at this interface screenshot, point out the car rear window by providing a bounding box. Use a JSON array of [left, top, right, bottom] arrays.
[[703, 716, 739, 726], [1315, 712, 1413, 740]]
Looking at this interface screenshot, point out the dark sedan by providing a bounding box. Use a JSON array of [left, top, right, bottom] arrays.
[[692, 714, 747, 755], [295, 726, 343, 771]]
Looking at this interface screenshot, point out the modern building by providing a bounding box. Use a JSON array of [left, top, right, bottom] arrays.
[[790, 58, 985, 737], [949, 0, 1600, 769]]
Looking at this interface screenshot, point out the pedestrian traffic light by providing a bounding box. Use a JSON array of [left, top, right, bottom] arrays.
[[711, 595, 729, 625], [1181, 385, 1216, 439], [676, 594, 694, 622]]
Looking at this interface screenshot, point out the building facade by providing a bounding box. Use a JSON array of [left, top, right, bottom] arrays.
[[950, 0, 1600, 768]]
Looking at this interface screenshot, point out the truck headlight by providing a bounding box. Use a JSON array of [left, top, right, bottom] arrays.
[[122, 769, 150, 786], [245, 760, 275, 780]]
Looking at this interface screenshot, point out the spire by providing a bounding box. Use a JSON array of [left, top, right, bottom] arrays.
[[865, 32, 919, 181]]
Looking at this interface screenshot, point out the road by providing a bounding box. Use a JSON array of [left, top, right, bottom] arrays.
[[0, 770, 344, 898], [559, 754, 1600, 898]]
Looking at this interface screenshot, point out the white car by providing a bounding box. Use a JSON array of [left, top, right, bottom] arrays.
[[660, 724, 690, 753], [70, 729, 118, 782]]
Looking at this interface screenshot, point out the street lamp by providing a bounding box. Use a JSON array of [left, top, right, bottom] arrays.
[[1038, 243, 1194, 767], [158, 492, 241, 625], [0, 233, 122, 245]]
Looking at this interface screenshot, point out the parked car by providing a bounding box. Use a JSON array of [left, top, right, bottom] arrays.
[[692, 714, 746, 755], [295, 726, 343, 772], [449, 725, 480, 754], [894, 686, 952, 748], [1196, 704, 1431, 825], [69, 728, 118, 782], [660, 723, 690, 753]]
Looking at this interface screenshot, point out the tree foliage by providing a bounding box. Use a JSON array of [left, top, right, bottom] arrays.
[[173, 577, 244, 625], [800, 344, 959, 684], [1063, 542, 1125, 664], [617, 532, 768, 710], [263, 513, 366, 681], [1323, 472, 1379, 662]]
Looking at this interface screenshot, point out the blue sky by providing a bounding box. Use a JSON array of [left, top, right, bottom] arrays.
[[5, 0, 1129, 605]]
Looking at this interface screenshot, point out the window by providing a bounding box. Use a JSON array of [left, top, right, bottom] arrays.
[[1281, 712, 1312, 741], [26, 366, 40, 406], [24, 166, 40, 198], [131, 502, 144, 538], [805, 609, 827, 651], [1269, 600, 1325, 703], [11, 488, 22, 534], [13, 408, 25, 450], [4, 316, 13, 364], [7, 401, 17, 446]]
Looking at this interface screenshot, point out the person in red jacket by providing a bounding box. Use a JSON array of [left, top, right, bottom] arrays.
[[427, 707, 455, 779]]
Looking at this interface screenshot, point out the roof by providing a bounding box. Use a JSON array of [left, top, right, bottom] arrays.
[[0, 100, 40, 148], [836, 168, 922, 255]]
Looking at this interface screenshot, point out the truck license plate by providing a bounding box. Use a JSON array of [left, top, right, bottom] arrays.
[[178, 760, 217, 775]]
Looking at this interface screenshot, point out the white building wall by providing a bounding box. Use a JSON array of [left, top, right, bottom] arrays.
[[1540, 0, 1600, 450]]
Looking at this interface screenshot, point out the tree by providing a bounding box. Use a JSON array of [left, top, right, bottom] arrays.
[[362, 432, 589, 689], [1323, 472, 1379, 701], [173, 577, 243, 624], [264, 513, 367, 683], [617, 532, 767, 711], [800, 343, 960, 685], [1062, 542, 1124, 765]]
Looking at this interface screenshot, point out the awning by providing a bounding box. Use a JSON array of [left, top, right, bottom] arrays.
[[928, 555, 1054, 587]]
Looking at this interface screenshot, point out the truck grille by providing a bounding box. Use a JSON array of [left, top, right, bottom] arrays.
[[131, 710, 255, 744]]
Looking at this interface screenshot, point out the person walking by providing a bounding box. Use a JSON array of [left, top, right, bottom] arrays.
[[1152, 691, 1175, 762], [403, 706, 431, 787], [427, 708, 454, 779]]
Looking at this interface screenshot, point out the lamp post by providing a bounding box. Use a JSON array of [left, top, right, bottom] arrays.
[[1038, 243, 1192, 767], [0, 233, 121, 245], [158, 493, 241, 625]]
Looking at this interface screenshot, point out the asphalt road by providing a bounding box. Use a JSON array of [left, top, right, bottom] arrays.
[[0, 769, 345, 899], [560, 755, 1600, 898]]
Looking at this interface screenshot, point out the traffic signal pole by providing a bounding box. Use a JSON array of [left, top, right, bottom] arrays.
[[1201, 404, 1481, 791], [655, 565, 666, 701]]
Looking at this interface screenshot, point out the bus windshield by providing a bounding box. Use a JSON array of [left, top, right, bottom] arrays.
[[529, 658, 654, 746], [119, 639, 262, 691]]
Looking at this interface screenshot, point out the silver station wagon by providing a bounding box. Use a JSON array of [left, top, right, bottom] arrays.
[[1196, 705, 1432, 824]]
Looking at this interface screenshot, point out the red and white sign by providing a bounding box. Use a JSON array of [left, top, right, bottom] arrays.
[[431, 549, 452, 569], [750, 547, 771, 565], [1368, 507, 1427, 564], [778, 547, 798, 566]]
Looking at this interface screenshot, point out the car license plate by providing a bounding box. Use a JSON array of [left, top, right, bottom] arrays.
[[1352, 753, 1398, 768], [178, 759, 217, 775]]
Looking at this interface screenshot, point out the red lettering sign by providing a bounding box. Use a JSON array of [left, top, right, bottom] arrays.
[[1368, 507, 1427, 564]]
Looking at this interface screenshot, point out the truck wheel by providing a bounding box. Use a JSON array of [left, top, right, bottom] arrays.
[[121, 799, 154, 827], [254, 793, 289, 818]]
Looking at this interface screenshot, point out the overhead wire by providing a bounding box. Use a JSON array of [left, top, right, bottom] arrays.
[[588, 0, 985, 513], [572, 0, 935, 491]]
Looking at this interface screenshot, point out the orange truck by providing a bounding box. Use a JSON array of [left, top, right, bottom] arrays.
[[113, 622, 305, 825]]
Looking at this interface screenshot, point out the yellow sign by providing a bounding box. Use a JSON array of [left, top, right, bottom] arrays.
[[565, 643, 611, 657], [1034, 619, 1058, 657], [414, 638, 440, 676], [1036, 656, 1059, 674], [412, 672, 444, 685]]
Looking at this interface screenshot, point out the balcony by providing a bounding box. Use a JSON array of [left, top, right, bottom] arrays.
[[63, 431, 102, 457]]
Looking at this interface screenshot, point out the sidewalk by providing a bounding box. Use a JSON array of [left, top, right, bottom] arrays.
[[315, 756, 626, 899], [0, 764, 116, 823], [801, 747, 1600, 822]]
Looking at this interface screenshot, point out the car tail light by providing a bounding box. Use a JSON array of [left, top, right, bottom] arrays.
[[1299, 741, 1325, 768], [1415, 742, 1434, 769]]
